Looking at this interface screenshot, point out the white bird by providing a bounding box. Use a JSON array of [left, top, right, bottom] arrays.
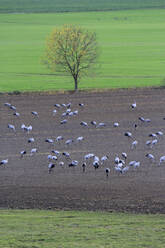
[[96, 122, 106, 128], [116, 162, 123, 168], [59, 161, 64, 167], [47, 154, 53, 160], [156, 131, 163, 136], [13, 112, 20, 117], [66, 108, 71, 113], [150, 139, 158, 148], [54, 104, 60, 108], [65, 139, 73, 145], [60, 119, 67, 124], [139, 117, 145, 122], [114, 166, 122, 174], [84, 153, 95, 160], [93, 160, 99, 169], [30, 148, 38, 156], [69, 112, 74, 116], [62, 112, 67, 117], [122, 152, 127, 161], [124, 132, 132, 138], [56, 136, 63, 142], [131, 140, 138, 149], [4, 102, 11, 107], [62, 152, 70, 159], [114, 156, 120, 164], [48, 163, 55, 173], [52, 155, 58, 161], [101, 155, 109, 163], [31, 111, 38, 117], [145, 119, 151, 123], [79, 103, 84, 107], [73, 110, 78, 115], [131, 101, 136, 109], [53, 109, 57, 115], [27, 125, 32, 133], [91, 121, 97, 127], [129, 161, 136, 167], [68, 160, 78, 167], [20, 150, 26, 158], [0, 159, 8, 166], [52, 150, 60, 156], [21, 124, 26, 130], [146, 153, 155, 161], [113, 122, 119, 127], [28, 137, 35, 143], [122, 166, 130, 173], [22, 125, 32, 133], [149, 133, 157, 138], [159, 156, 165, 165], [66, 103, 71, 108], [146, 140, 152, 147], [8, 124, 16, 132], [10, 105, 16, 111], [94, 156, 99, 162], [45, 138, 54, 144], [80, 121, 88, 127], [76, 136, 84, 142], [133, 161, 140, 168]]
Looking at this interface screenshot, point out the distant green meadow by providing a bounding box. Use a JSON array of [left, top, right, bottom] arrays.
[[0, 0, 165, 13], [0, 8, 165, 92], [0, 210, 165, 248]]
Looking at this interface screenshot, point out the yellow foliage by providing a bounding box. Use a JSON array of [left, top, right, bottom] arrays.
[[43, 24, 98, 90]]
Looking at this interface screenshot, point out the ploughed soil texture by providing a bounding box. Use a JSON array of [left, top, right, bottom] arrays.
[[0, 88, 165, 213]]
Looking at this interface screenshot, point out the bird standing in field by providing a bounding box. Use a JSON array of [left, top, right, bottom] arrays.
[[8, 124, 16, 132], [20, 150, 26, 158], [91, 121, 97, 127], [30, 148, 38, 156], [76, 136, 84, 142], [13, 112, 20, 117], [113, 122, 119, 127], [80, 121, 88, 127], [28, 137, 35, 143], [48, 163, 55, 173], [45, 138, 54, 144], [146, 153, 155, 162], [124, 132, 132, 139], [0, 159, 8, 166], [131, 140, 138, 149], [122, 152, 127, 161], [105, 168, 110, 178], [31, 111, 38, 117], [159, 156, 165, 166], [131, 101, 136, 109], [82, 162, 86, 172]]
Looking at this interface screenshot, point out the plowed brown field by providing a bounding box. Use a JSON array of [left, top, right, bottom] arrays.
[[0, 88, 165, 213]]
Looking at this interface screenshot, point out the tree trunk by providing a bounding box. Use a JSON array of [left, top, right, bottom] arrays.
[[74, 77, 78, 91]]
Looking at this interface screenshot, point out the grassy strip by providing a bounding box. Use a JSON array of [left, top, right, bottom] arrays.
[[0, 209, 165, 248], [0, 0, 165, 13], [0, 9, 165, 92]]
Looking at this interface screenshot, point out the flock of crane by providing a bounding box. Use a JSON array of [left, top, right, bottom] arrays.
[[1, 97, 165, 180]]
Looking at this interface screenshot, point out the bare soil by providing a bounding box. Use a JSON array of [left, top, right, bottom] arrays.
[[0, 88, 165, 213]]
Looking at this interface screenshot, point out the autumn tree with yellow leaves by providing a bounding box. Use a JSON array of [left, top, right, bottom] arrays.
[[43, 25, 98, 91]]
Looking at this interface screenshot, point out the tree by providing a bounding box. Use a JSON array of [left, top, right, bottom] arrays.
[[43, 25, 98, 91]]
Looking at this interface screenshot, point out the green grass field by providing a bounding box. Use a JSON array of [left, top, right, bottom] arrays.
[[0, 8, 165, 92], [0, 210, 165, 248], [0, 0, 164, 13]]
